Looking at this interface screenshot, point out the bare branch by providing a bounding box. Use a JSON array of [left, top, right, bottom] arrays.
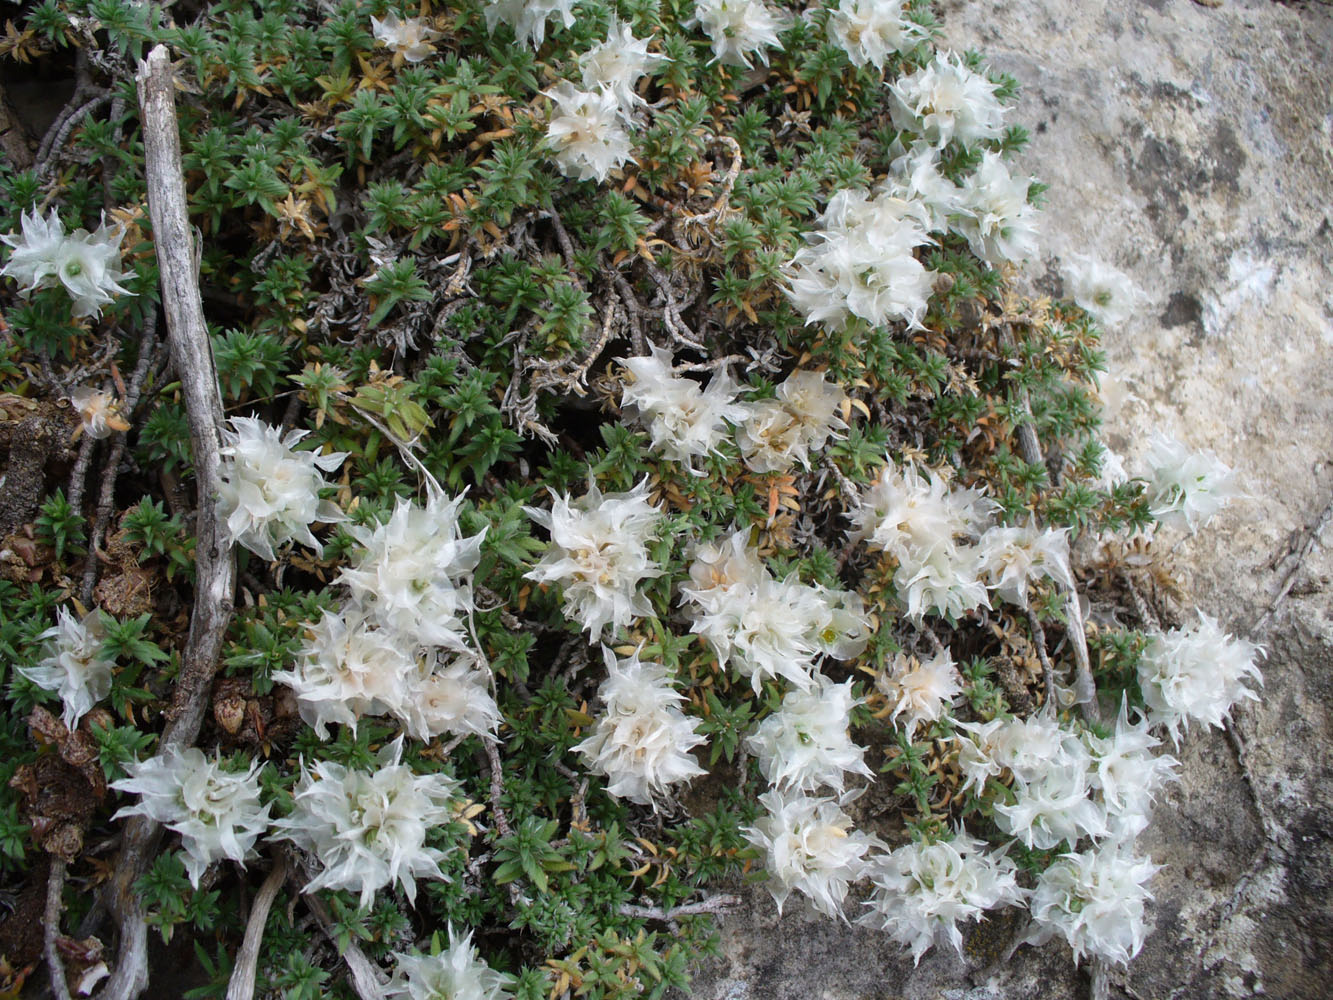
[[225, 853, 290, 1000], [303, 891, 384, 1000], [619, 893, 741, 924], [44, 859, 73, 1000]]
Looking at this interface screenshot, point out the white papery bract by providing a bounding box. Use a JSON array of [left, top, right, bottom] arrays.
[[397, 655, 503, 743], [525, 478, 664, 638], [1026, 847, 1159, 966], [735, 370, 847, 473], [1138, 612, 1263, 743], [828, 0, 922, 69], [860, 829, 1024, 964], [747, 790, 879, 919], [994, 757, 1107, 850], [19, 607, 114, 729], [69, 386, 128, 439], [692, 0, 789, 67], [883, 143, 965, 234], [785, 189, 933, 331], [1061, 253, 1144, 328], [888, 51, 1006, 149], [483, 0, 575, 48], [574, 647, 706, 807], [217, 417, 347, 562], [956, 151, 1040, 266], [0, 208, 133, 318], [370, 12, 441, 62], [954, 713, 1084, 793], [339, 491, 485, 652], [388, 926, 515, 1000], [1143, 433, 1244, 532], [746, 676, 872, 794], [620, 344, 746, 470], [582, 18, 667, 108], [1086, 700, 1179, 841], [544, 82, 634, 183], [976, 523, 1075, 607], [876, 649, 962, 739], [112, 747, 270, 888], [272, 737, 458, 910]]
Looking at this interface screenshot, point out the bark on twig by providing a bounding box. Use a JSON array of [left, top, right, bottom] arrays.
[[44, 859, 73, 1000], [303, 891, 384, 1000], [225, 853, 290, 1000]]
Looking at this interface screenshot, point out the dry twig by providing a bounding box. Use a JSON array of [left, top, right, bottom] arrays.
[[302, 891, 384, 1000], [44, 859, 73, 1000], [225, 852, 290, 1000]]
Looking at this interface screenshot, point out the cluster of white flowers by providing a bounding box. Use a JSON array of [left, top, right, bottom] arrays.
[[889, 51, 1007, 149], [1061, 254, 1144, 328], [218, 417, 348, 562], [272, 737, 459, 909], [692, 0, 789, 67], [574, 647, 706, 806], [370, 12, 441, 63], [785, 188, 934, 331], [0, 208, 133, 318], [483, 0, 576, 48], [1138, 612, 1263, 743], [860, 830, 1024, 963], [746, 676, 871, 794], [1142, 433, 1244, 532], [875, 648, 962, 739], [112, 747, 270, 887], [388, 927, 515, 1000], [277, 491, 498, 741], [525, 479, 664, 637], [954, 151, 1041, 266], [974, 523, 1075, 608], [18, 607, 114, 729], [1026, 847, 1160, 966], [827, 0, 923, 70], [1087, 700, 1180, 841], [544, 82, 634, 183], [735, 370, 848, 473], [620, 344, 746, 471], [581, 17, 668, 108], [682, 528, 868, 691]]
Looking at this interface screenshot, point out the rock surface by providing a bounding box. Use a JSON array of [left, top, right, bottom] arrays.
[[682, 1, 1333, 997]]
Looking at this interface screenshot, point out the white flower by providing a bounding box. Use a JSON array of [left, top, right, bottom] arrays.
[[544, 82, 634, 183], [0, 207, 64, 293], [271, 736, 459, 910], [69, 386, 129, 439], [217, 417, 347, 562], [1142, 433, 1244, 532], [860, 829, 1024, 963], [581, 18, 667, 108], [18, 607, 114, 729], [388, 926, 514, 1000], [1, 208, 133, 318], [746, 676, 872, 794], [482, 0, 576, 48], [525, 478, 665, 638], [1026, 846, 1159, 966], [785, 189, 934, 331], [397, 655, 502, 743], [339, 491, 485, 652], [956, 152, 1040, 266], [882, 143, 965, 234], [685, 528, 769, 594], [692, 0, 789, 68], [875, 648, 961, 739], [975, 523, 1075, 607], [747, 789, 878, 919], [1061, 253, 1144, 328], [954, 714, 1085, 793], [993, 756, 1107, 850], [370, 12, 441, 62], [112, 747, 270, 888], [574, 647, 706, 807], [620, 344, 746, 470], [889, 51, 1007, 149], [1137, 612, 1263, 743], [828, 0, 923, 69], [1086, 700, 1178, 841], [734, 370, 847, 473]]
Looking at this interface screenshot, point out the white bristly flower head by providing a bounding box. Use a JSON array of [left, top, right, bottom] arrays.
[[217, 417, 347, 562], [18, 607, 114, 730], [875, 648, 962, 739], [69, 386, 129, 439], [339, 491, 486, 652], [544, 82, 634, 183], [860, 828, 1025, 963], [370, 12, 442, 63], [388, 926, 515, 1000], [574, 647, 706, 807], [112, 746, 270, 888], [1137, 611, 1263, 744], [976, 523, 1075, 607], [272, 737, 459, 910], [1061, 253, 1144, 328], [1, 208, 133, 318], [581, 18, 668, 108], [993, 755, 1107, 850], [888, 51, 1007, 149], [692, 0, 789, 68], [1142, 433, 1244, 532], [1026, 846, 1160, 966], [882, 143, 965, 234], [620, 344, 747, 470], [956, 151, 1040, 266], [525, 478, 665, 638], [397, 654, 503, 743], [746, 789, 879, 920], [735, 370, 848, 473], [746, 676, 873, 794], [1086, 699, 1179, 841], [483, 0, 576, 48], [828, 0, 923, 70]]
